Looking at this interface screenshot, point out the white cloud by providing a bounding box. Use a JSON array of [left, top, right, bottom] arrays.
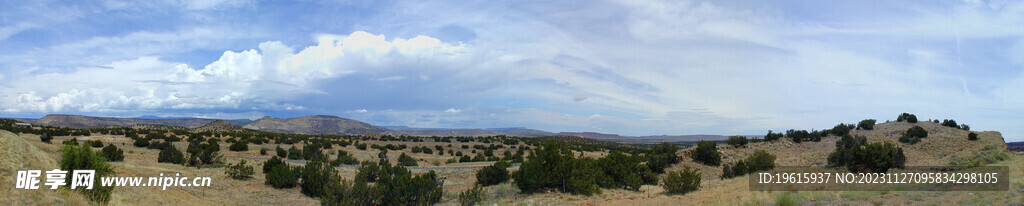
[[0, 31, 473, 115], [445, 108, 461, 113]]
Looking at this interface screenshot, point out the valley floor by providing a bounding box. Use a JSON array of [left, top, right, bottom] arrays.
[[3, 130, 1023, 205]]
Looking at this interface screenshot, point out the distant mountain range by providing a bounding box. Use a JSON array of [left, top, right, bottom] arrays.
[[29, 114, 251, 129], [9, 114, 747, 142]]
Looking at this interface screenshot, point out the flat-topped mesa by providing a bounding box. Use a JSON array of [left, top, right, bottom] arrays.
[[242, 115, 387, 135]]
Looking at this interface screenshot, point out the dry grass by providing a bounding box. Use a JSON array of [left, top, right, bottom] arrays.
[[3, 120, 1019, 205], [0, 130, 92, 205]]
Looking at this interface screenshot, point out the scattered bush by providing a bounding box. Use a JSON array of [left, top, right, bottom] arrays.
[[899, 126, 928, 144], [260, 148, 267, 155], [158, 145, 186, 164], [287, 146, 302, 160], [831, 123, 856, 137], [100, 144, 124, 162], [960, 124, 970, 131], [897, 113, 918, 123], [645, 142, 680, 174], [764, 130, 783, 141], [477, 164, 510, 186], [59, 144, 115, 204], [941, 119, 960, 129], [263, 156, 284, 173], [301, 144, 320, 160], [228, 140, 248, 151], [722, 150, 776, 179], [332, 150, 359, 166], [691, 140, 721, 166], [968, 132, 978, 141], [225, 160, 255, 180], [265, 163, 298, 188], [63, 138, 79, 145], [513, 143, 602, 196], [458, 186, 485, 206], [133, 138, 150, 147], [276, 146, 287, 158], [857, 119, 876, 130], [596, 150, 657, 190], [726, 136, 748, 147], [87, 140, 103, 148], [185, 139, 221, 166], [828, 135, 906, 173], [663, 166, 701, 195], [321, 159, 444, 205], [300, 156, 338, 198], [398, 152, 418, 166]]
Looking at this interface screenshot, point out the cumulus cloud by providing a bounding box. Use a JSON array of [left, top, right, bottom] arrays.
[[0, 31, 471, 115]]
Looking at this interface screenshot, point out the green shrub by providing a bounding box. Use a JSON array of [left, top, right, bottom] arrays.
[[63, 138, 79, 146], [276, 146, 287, 158], [746, 150, 776, 172], [59, 144, 115, 204], [158, 145, 185, 164], [398, 152, 418, 166], [225, 160, 255, 180], [287, 146, 302, 160], [512, 142, 601, 196], [300, 156, 339, 198], [596, 150, 657, 190], [88, 140, 104, 148], [263, 156, 284, 173], [828, 135, 906, 173], [354, 161, 380, 182], [968, 132, 978, 141], [663, 166, 700, 195], [476, 164, 510, 186], [100, 144, 124, 162], [228, 140, 248, 151], [899, 126, 928, 144], [645, 142, 680, 173], [302, 144, 321, 160], [897, 113, 918, 123], [458, 186, 485, 206], [133, 138, 150, 147], [265, 164, 298, 188], [941, 119, 959, 128], [764, 130, 783, 141], [960, 124, 970, 131], [726, 136, 748, 147], [858, 119, 876, 130], [332, 150, 359, 166], [691, 140, 721, 166], [830, 123, 856, 137], [323, 159, 444, 205]]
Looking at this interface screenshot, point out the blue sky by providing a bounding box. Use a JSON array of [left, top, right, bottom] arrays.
[[1, 0, 1023, 140]]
